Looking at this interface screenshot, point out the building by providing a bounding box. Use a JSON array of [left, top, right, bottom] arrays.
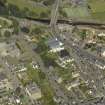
[[56, 50, 74, 67], [0, 72, 12, 97], [95, 60, 105, 70], [26, 82, 42, 100], [101, 50, 105, 57], [100, 47, 105, 57], [47, 38, 64, 52], [65, 79, 81, 91], [59, 50, 74, 63], [72, 72, 80, 78], [97, 32, 105, 37], [30, 61, 40, 70]]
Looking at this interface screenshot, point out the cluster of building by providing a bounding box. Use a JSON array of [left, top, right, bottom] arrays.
[[80, 28, 105, 57], [46, 35, 97, 101], [16, 62, 42, 101], [0, 68, 16, 105], [47, 37, 74, 68]]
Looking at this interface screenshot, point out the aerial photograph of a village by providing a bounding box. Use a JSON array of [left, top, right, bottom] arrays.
[[1, 0, 105, 105]]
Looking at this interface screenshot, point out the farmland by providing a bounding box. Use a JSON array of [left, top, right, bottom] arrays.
[[88, 0, 105, 20], [6, 0, 51, 18]]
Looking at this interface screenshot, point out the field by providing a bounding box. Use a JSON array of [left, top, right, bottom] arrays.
[[6, 0, 51, 18], [60, 0, 105, 21], [63, 6, 90, 19], [88, 0, 105, 20], [88, 0, 105, 13]]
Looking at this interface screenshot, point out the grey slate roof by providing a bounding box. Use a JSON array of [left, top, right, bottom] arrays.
[[47, 38, 63, 49]]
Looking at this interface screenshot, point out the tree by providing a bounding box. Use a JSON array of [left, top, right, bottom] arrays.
[[11, 18, 19, 34], [4, 31, 11, 37], [8, 4, 26, 17], [0, 0, 7, 6], [31, 27, 42, 35], [39, 71, 46, 80], [40, 11, 49, 18], [22, 7, 29, 16], [43, 0, 55, 6], [59, 9, 68, 18], [80, 29, 87, 40]]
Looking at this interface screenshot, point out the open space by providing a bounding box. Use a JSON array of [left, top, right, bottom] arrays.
[[6, 0, 51, 18], [63, 6, 90, 19], [88, 0, 105, 20]]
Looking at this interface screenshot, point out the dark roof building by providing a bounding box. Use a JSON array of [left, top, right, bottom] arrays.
[[56, 50, 74, 68], [59, 49, 70, 58]]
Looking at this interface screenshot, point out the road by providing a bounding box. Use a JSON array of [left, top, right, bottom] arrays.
[[50, 0, 61, 26]]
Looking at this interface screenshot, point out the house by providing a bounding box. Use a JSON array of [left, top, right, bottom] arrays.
[[72, 72, 80, 78], [47, 38, 64, 52], [56, 50, 74, 67], [101, 50, 105, 57], [26, 82, 42, 100], [101, 47, 105, 57], [65, 79, 81, 91], [30, 61, 40, 70], [97, 32, 105, 37], [15, 63, 27, 73]]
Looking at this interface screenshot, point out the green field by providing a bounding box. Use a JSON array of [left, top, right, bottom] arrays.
[[7, 0, 50, 18], [88, 0, 105, 20], [7, 0, 48, 11], [61, 0, 105, 21], [63, 6, 90, 19], [88, 0, 105, 13]]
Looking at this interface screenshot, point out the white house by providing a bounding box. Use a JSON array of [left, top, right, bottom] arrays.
[[65, 79, 80, 91], [98, 32, 105, 37]]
